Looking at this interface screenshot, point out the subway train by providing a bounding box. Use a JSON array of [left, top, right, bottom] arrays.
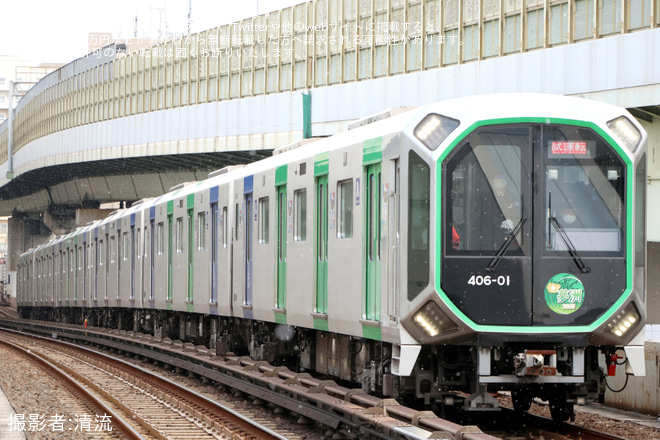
[[17, 93, 648, 421]]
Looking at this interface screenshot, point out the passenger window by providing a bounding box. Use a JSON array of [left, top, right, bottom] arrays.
[[408, 151, 430, 300]]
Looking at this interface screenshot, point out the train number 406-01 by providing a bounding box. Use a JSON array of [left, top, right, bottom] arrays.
[[467, 275, 511, 286]]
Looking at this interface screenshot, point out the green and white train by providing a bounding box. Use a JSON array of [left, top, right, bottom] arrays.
[[18, 93, 648, 421]]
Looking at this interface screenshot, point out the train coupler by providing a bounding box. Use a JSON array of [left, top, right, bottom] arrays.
[[513, 349, 558, 377]]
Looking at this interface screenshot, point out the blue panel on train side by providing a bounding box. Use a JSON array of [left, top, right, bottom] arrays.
[[130, 213, 136, 226], [210, 186, 219, 204], [244, 175, 253, 194], [150, 206, 156, 220]]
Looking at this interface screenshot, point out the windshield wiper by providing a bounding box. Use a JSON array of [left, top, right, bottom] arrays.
[[486, 218, 527, 272], [549, 217, 591, 273]]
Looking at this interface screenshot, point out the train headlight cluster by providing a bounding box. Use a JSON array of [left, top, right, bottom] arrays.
[[413, 301, 457, 338], [605, 302, 641, 338], [607, 116, 642, 153], [414, 113, 460, 151]]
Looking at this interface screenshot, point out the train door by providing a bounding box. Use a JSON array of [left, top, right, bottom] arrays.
[[187, 204, 194, 302], [276, 184, 287, 309], [82, 236, 87, 304], [94, 235, 98, 303], [211, 201, 219, 304], [150, 216, 155, 302], [244, 176, 254, 306], [387, 160, 400, 318], [167, 212, 173, 302], [365, 163, 382, 321], [131, 222, 136, 302], [105, 233, 110, 302], [315, 174, 329, 314], [58, 249, 63, 304]]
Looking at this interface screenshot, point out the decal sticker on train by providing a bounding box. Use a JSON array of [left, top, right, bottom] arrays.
[[545, 273, 585, 315]]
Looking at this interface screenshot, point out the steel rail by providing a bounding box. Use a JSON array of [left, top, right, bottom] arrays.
[[0, 338, 146, 440]]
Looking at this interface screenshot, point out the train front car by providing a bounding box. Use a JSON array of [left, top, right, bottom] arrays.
[[398, 94, 647, 421]]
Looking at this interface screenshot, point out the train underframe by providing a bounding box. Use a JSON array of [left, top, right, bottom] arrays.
[[19, 305, 610, 422]]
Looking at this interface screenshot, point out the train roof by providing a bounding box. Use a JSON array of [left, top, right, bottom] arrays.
[[426, 93, 638, 125]]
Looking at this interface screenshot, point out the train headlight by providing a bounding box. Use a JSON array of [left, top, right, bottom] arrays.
[[414, 114, 460, 151], [605, 302, 641, 338], [607, 116, 642, 153], [413, 301, 458, 338]]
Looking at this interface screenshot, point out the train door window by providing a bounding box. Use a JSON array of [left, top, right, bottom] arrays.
[[259, 197, 270, 244], [294, 189, 307, 241], [110, 236, 116, 263], [543, 126, 625, 253], [137, 229, 141, 260], [235, 203, 240, 241], [123, 232, 130, 261], [99, 239, 104, 267], [222, 207, 228, 248], [117, 230, 122, 272], [198, 211, 206, 250], [337, 179, 354, 238], [407, 151, 430, 300], [176, 217, 183, 253]]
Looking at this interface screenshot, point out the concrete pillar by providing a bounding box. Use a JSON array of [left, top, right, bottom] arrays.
[[76, 208, 114, 226], [6, 217, 52, 273]]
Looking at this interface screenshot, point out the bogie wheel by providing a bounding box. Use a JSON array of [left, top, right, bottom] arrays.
[[549, 394, 574, 422], [511, 388, 533, 412]]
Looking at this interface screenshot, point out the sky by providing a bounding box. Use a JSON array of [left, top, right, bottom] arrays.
[[0, 0, 302, 65]]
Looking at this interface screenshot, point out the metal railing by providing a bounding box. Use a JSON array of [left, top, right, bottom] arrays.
[[0, 0, 657, 166]]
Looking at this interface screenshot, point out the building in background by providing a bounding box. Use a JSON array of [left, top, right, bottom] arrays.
[[0, 56, 63, 124]]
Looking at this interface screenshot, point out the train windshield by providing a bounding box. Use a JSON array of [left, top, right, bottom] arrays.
[[543, 126, 624, 253], [442, 123, 627, 326], [446, 125, 625, 257], [446, 126, 530, 255]]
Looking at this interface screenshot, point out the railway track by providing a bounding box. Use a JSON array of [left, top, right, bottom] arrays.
[[0, 320, 651, 440], [0, 331, 289, 440]]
